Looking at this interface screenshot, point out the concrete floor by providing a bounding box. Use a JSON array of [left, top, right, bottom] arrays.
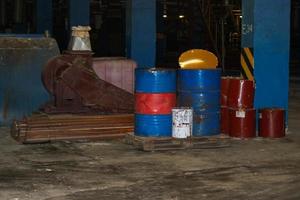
[[0, 97, 300, 200]]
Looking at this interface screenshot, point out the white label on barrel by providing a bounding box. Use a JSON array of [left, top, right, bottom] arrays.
[[259, 113, 262, 119], [172, 108, 193, 139], [236, 111, 246, 118]]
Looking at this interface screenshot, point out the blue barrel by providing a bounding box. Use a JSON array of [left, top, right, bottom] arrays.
[[135, 68, 177, 93], [135, 114, 172, 137], [178, 69, 221, 136], [135, 68, 177, 137], [177, 91, 220, 112]]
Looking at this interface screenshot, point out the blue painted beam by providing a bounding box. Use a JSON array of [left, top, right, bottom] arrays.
[[253, 0, 291, 121], [126, 0, 156, 68], [69, 0, 90, 27], [36, 0, 53, 34], [241, 0, 254, 48]]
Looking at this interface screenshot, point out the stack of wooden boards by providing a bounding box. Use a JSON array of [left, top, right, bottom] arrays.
[[11, 114, 134, 144]]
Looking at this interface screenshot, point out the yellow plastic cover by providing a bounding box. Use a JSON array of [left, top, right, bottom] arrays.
[[179, 49, 218, 69]]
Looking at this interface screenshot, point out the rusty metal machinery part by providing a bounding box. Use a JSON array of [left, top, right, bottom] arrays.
[[11, 114, 134, 144], [42, 51, 93, 94], [41, 51, 134, 114]]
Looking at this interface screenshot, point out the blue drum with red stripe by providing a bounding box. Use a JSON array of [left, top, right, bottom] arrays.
[[135, 68, 176, 137]]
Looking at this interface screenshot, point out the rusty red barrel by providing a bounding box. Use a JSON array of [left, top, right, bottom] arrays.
[[220, 106, 229, 135], [221, 77, 235, 106], [228, 79, 255, 109], [259, 108, 285, 138], [229, 108, 256, 138]]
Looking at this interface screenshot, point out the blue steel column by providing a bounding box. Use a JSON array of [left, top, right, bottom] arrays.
[[36, 0, 53, 34], [69, 0, 90, 27], [126, 0, 156, 68], [241, 0, 254, 80], [241, 0, 254, 48], [253, 0, 291, 121]]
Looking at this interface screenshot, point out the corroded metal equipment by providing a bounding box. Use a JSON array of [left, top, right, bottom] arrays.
[[42, 51, 134, 114], [259, 108, 285, 138], [11, 114, 134, 144], [41, 26, 134, 114]]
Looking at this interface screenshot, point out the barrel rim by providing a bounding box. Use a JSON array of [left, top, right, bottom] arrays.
[[258, 108, 285, 112], [172, 107, 193, 110], [135, 67, 177, 72], [227, 107, 256, 111], [178, 68, 222, 71], [221, 76, 241, 80]]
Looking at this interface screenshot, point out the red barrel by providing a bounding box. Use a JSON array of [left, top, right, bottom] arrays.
[[135, 93, 176, 115], [221, 77, 239, 106], [259, 108, 285, 138], [228, 79, 255, 109], [220, 106, 229, 134], [229, 108, 256, 138]]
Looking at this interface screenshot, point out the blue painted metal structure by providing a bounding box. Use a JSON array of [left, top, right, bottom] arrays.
[[0, 37, 60, 125], [178, 69, 221, 136], [135, 68, 177, 93], [69, 0, 90, 27], [247, 0, 291, 123], [126, 0, 156, 68], [36, 0, 53, 34], [241, 0, 254, 47], [135, 68, 176, 137]]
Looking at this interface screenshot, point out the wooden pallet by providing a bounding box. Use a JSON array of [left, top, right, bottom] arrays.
[[124, 134, 231, 152]]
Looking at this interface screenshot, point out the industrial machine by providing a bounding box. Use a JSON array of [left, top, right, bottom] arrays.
[[41, 26, 135, 114]]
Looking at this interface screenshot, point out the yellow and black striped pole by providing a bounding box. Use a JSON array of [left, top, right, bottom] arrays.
[[241, 47, 254, 80]]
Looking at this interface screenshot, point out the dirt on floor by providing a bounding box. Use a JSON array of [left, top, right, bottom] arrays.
[[0, 129, 300, 200], [0, 97, 299, 200]]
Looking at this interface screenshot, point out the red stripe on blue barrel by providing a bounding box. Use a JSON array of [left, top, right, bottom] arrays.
[[135, 93, 176, 115]]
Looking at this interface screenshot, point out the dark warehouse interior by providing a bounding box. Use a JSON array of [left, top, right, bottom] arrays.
[[0, 0, 300, 199]]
